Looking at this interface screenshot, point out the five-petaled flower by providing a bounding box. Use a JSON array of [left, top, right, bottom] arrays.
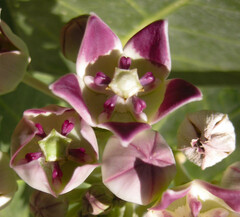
[[10, 105, 99, 197], [50, 14, 202, 145], [147, 180, 240, 217]]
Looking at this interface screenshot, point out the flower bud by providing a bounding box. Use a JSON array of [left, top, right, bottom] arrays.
[[0, 12, 30, 95], [177, 110, 235, 170], [221, 161, 240, 190], [29, 190, 68, 217], [60, 15, 89, 62], [0, 151, 18, 210], [10, 105, 99, 196], [82, 183, 114, 215]]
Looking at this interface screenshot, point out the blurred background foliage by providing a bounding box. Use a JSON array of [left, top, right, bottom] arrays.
[[0, 0, 240, 216]]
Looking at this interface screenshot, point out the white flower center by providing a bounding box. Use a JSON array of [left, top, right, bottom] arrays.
[[108, 68, 143, 99]]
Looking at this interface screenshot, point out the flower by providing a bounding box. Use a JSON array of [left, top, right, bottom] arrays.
[[221, 161, 240, 190], [29, 190, 68, 217], [0, 151, 18, 210], [147, 180, 240, 217], [10, 105, 99, 197], [177, 110, 235, 170], [0, 10, 30, 95], [50, 14, 202, 144], [102, 129, 176, 205]]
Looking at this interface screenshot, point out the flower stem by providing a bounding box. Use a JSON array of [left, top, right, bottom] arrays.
[[22, 73, 58, 100]]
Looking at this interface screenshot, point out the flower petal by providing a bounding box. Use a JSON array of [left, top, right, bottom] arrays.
[[124, 20, 170, 78], [151, 79, 202, 124], [76, 14, 122, 78], [50, 73, 94, 126], [102, 130, 176, 205], [100, 122, 151, 146], [198, 180, 240, 212]]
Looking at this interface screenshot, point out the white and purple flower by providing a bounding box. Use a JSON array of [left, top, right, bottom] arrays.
[[10, 105, 99, 197], [147, 180, 240, 217], [50, 14, 202, 144]]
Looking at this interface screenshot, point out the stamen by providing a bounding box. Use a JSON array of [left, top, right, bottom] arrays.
[[25, 152, 42, 162], [140, 72, 155, 86], [132, 96, 146, 114], [119, 56, 131, 69], [35, 123, 46, 138], [94, 72, 111, 86], [104, 95, 118, 113], [52, 162, 63, 184], [61, 120, 74, 136], [68, 148, 86, 162]]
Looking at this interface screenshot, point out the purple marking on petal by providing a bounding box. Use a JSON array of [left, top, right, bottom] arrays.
[[101, 122, 151, 143], [50, 74, 94, 126], [188, 195, 202, 217], [77, 14, 122, 75], [104, 95, 118, 114], [25, 152, 42, 162], [140, 72, 155, 86], [132, 96, 146, 114], [68, 148, 86, 162], [152, 79, 202, 124], [94, 72, 111, 86], [52, 162, 63, 184], [124, 20, 171, 71], [61, 120, 74, 136], [119, 56, 131, 69], [198, 180, 240, 212], [35, 123, 46, 138]]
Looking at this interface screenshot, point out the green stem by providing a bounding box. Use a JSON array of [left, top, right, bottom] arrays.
[[174, 151, 191, 186], [22, 73, 59, 100]]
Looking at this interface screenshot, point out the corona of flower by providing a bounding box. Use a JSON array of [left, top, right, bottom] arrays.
[[51, 14, 202, 143], [10, 105, 99, 196]]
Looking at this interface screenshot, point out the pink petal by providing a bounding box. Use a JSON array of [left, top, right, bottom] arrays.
[[124, 20, 171, 75], [198, 180, 240, 212], [150, 184, 192, 211], [102, 130, 176, 205], [100, 122, 151, 146], [76, 14, 122, 77], [50, 73, 94, 126], [152, 79, 202, 124]]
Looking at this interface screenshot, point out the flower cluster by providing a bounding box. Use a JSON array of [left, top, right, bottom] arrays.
[[1, 11, 239, 217]]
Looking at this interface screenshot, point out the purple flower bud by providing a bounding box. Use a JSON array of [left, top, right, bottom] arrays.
[[10, 105, 99, 196], [177, 110, 235, 170], [60, 15, 89, 62], [132, 96, 146, 114], [0, 14, 30, 95], [140, 72, 155, 86]]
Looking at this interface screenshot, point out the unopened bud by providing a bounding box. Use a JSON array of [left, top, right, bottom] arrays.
[[177, 110, 235, 170], [60, 15, 89, 62], [29, 190, 68, 217]]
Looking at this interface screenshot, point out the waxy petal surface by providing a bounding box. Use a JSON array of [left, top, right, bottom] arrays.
[[152, 79, 202, 124], [102, 129, 176, 205]]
